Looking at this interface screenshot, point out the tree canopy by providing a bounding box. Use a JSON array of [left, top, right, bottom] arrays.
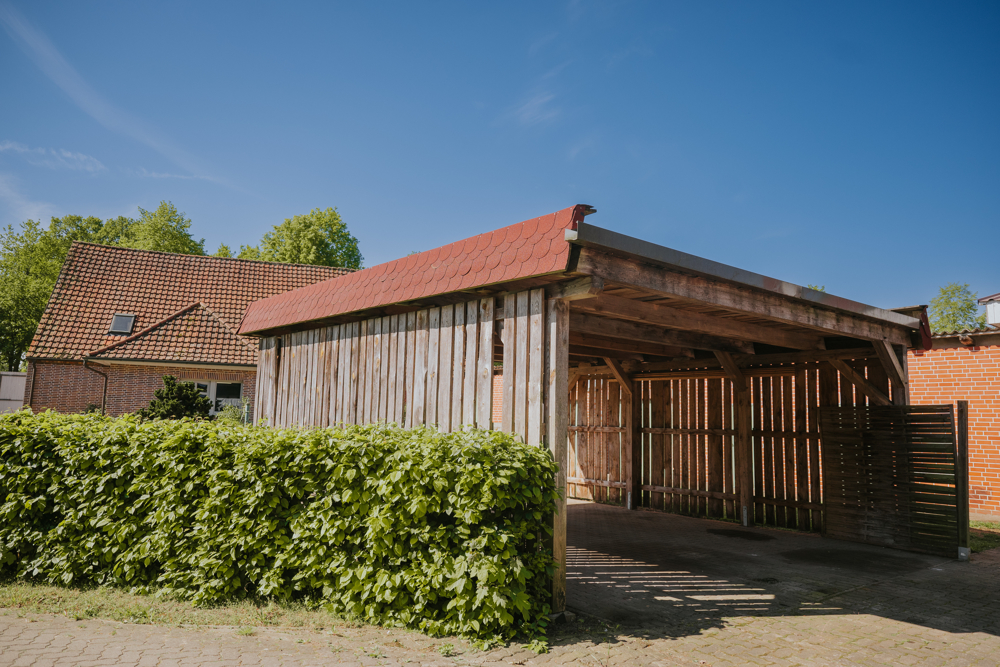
[[929, 283, 987, 333], [238, 208, 363, 269], [0, 201, 204, 371]]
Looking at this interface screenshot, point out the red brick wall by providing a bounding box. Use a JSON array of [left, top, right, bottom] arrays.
[[908, 342, 1000, 520], [25, 360, 256, 419]]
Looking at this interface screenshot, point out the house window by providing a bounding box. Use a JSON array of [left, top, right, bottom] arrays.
[[109, 313, 136, 335], [190, 380, 243, 415]]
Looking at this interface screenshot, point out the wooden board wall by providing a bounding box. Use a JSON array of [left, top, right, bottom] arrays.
[[253, 289, 550, 448], [254, 296, 497, 432], [566, 356, 895, 532]]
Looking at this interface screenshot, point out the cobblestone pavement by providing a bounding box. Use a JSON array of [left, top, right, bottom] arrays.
[[3, 502, 998, 666]]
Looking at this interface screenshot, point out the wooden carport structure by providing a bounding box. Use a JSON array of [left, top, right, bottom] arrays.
[[239, 205, 965, 612]]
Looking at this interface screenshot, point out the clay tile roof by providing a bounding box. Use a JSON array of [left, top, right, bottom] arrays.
[[239, 205, 590, 335], [29, 244, 351, 364]]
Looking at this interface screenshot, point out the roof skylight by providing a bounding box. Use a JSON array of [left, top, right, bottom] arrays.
[[109, 313, 136, 335]]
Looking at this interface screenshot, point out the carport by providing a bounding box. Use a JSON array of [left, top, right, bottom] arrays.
[[237, 205, 969, 613]]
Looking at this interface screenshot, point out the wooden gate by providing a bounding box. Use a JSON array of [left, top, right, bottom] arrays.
[[819, 403, 970, 557], [567, 377, 627, 503]]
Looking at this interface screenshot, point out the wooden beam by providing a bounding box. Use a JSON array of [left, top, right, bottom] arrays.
[[571, 311, 754, 355], [874, 340, 908, 405], [573, 293, 825, 351], [571, 345, 643, 361], [546, 275, 605, 301], [829, 359, 891, 406], [713, 351, 745, 384], [577, 249, 912, 346], [956, 400, 970, 561], [735, 377, 753, 526], [603, 358, 634, 398], [546, 297, 570, 611], [569, 332, 694, 358]]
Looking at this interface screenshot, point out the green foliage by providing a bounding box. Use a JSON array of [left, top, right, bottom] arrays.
[[0, 412, 559, 639], [213, 243, 233, 258], [0, 202, 204, 371], [929, 283, 987, 333], [241, 208, 363, 269], [135, 376, 212, 420], [806, 284, 826, 292]]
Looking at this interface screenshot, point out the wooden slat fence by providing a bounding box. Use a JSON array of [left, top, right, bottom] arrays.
[[568, 356, 899, 532], [254, 289, 549, 447], [819, 404, 963, 557]]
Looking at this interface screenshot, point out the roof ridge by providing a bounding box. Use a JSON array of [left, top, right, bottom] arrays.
[[69, 241, 358, 271], [87, 302, 203, 357], [199, 302, 257, 353]]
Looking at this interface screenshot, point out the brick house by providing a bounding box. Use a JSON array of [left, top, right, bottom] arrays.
[[909, 317, 1000, 521], [24, 243, 349, 417]]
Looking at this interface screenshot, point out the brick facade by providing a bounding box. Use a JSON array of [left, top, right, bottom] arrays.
[[25, 360, 256, 418], [908, 332, 1000, 521]]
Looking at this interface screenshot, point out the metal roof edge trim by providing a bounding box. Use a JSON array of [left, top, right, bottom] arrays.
[[569, 221, 921, 330]]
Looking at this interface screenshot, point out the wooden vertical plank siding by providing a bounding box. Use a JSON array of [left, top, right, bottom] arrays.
[[450, 305, 465, 432], [546, 296, 570, 612], [425, 307, 441, 427], [513, 291, 530, 438], [526, 289, 545, 446], [476, 297, 494, 429], [501, 296, 517, 432]]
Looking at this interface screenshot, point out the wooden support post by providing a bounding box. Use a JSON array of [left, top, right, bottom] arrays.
[[546, 297, 570, 612], [715, 352, 753, 526], [956, 400, 970, 561]]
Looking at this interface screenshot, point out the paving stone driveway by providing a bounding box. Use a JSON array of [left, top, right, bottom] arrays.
[[2, 501, 998, 666]]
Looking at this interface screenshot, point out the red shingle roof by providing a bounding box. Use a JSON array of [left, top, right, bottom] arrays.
[[238, 205, 590, 335], [29, 244, 350, 364]]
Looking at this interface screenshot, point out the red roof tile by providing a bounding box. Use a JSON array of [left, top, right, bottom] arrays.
[[238, 205, 590, 335], [29, 244, 350, 363]]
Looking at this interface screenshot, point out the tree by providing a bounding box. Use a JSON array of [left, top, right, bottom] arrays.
[[240, 207, 363, 269], [126, 201, 205, 255], [0, 202, 206, 371], [213, 243, 233, 258], [929, 283, 987, 332], [135, 375, 212, 420]]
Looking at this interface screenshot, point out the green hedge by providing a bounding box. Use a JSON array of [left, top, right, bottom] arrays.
[[0, 411, 559, 638]]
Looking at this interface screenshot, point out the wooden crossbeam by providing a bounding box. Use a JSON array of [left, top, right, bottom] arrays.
[[713, 351, 745, 384], [569, 332, 694, 358], [547, 276, 604, 301], [573, 293, 825, 351], [570, 312, 754, 355], [603, 357, 633, 398], [577, 249, 913, 346], [571, 345, 642, 361], [874, 340, 908, 404], [829, 359, 891, 406]]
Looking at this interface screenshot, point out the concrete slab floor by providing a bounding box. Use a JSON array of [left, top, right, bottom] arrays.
[[565, 499, 996, 639]]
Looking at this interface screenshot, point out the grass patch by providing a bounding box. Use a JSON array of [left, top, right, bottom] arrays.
[[0, 581, 344, 629], [970, 520, 1000, 554]]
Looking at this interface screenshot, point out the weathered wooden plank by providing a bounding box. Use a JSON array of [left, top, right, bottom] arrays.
[[501, 295, 517, 432], [570, 312, 754, 355], [723, 379, 735, 519], [438, 305, 454, 432], [393, 314, 405, 423], [355, 320, 368, 424], [670, 380, 680, 513], [708, 379, 723, 518], [426, 307, 441, 427], [762, 376, 775, 525], [736, 376, 753, 526], [379, 316, 390, 422], [546, 296, 569, 612], [327, 326, 340, 427], [650, 380, 664, 510], [385, 315, 398, 424], [782, 374, 795, 528], [513, 291, 530, 440], [335, 325, 347, 425], [476, 298, 495, 428], [573, 293, 825, 350], [795, 368, 809, 529], [680, 379, 690, 514], [576, 248, 913, 346], [527, 289, 545, 446], [413, 309, 429, 427], [463, 301, 478, 427], [831, 359, 890, 406], [403, 312, 417, 427], [957, 401, 969, 557], [451, 303, 465, 432]]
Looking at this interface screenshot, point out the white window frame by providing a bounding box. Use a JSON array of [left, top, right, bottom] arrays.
[[191, 380, 243, 415]]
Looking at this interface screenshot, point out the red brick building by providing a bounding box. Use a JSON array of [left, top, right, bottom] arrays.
[[24, 243, 349, 417], [909, 326, 1000, 521]]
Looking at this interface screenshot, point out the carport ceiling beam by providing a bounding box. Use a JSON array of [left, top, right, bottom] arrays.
[[603, 357, 633, 397], [569, 332, 695, 358], [570, 312, 754, 355], [829, 359, 891, 406], [577, 250, 912, 346], [573, 294, 825, 351]]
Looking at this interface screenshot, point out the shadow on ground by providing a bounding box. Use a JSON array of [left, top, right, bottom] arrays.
[[559, 500, 1000, 644]]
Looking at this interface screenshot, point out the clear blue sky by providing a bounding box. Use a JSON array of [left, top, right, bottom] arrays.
[[1, 1, 997, 310]]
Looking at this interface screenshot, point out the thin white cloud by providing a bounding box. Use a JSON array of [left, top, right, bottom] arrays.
[[514, 92, 560, 126], [0, 3, 223, 185], [0, 173, 56, 222], [127, 167, 202, 180], [0, 140, 105, 172]]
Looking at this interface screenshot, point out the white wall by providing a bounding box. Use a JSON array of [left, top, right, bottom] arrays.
[[0, 372, 26, 413]]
